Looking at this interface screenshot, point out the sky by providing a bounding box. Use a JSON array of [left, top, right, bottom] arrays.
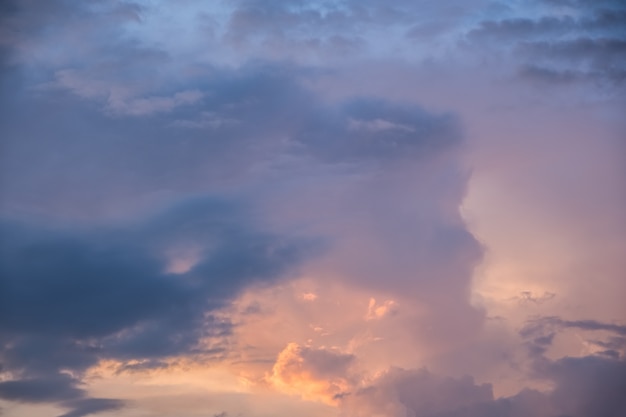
[[0, 1, 625, 416]]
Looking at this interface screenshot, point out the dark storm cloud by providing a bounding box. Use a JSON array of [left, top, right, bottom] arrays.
[[0, 197, 315, 415], [513, 318, 626, 414], [0, 196, 312, 345]]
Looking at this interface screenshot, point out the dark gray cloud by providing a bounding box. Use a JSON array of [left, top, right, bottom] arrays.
[[0, 374, 124, 417], [518, 315, 626, 414], [0, 375, 83, 403], [0, 196, 312, 343], [0, 196, 315, 415], [543, 355, 626, 417]]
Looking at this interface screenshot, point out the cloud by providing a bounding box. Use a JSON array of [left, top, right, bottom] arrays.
[[465, 2, 626, 86], [543, 355, 626, 417], [3, 2, 622, 417], [294, 98, 460, 162], [0, 0, 148, 69], [50, 68, 205, 116], [519, 37, 626, 82], [521, 316, 626, 340], [223, 0, 398, 52], [0, 196, 315, 414], [57, 398, 125, 417], [269, 343, 356, 405], [342, 367, 494, 417], [0, 374, 124, 417], [0, 196, 312, 343], [539, 0, 626, 11], [339, 353, 626, 417], [323, 312, 626, 416], [520, 316, 626, 361], [0, 375, 83, 403], [365, 298, 397, 321], [0, 59, 469, 225]]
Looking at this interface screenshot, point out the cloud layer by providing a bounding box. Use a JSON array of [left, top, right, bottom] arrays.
[[1, 0, 624, 416]]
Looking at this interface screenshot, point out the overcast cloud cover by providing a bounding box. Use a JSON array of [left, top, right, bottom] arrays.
[[0, 1, 625, 416]]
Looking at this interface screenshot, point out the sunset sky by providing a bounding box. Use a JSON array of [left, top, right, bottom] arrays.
[[1, 1, 625, 416]]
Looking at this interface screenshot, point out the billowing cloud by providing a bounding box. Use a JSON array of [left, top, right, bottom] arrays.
[[0, 0, 624, 416], [269, 343, 356, 404], [339, 354, 626, 417]]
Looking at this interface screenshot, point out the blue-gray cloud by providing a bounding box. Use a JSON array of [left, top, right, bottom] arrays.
[[0, 196, 315, 416], [57, 398, 126, 417], [4, 1, 619, 417], [295, 98, 460, 162], [0, 59, 462, 222], [466, 1, 626, 86], [1, 41, 475, 416], [0, 374, 124, 417], [345, 354, 626, 417]]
